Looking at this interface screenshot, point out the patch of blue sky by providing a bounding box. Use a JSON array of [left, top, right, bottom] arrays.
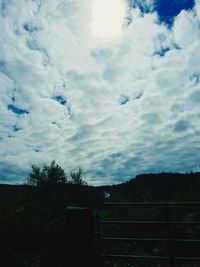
[[53, 95, 67, 105], [119, 95, 130, 105], [11, 88, 18, 102], [8, 104, 29, 115], [130, 0, 152, 13], [12, 125, 22, 132], [130, 0, 195, 26], [189, 72, 200, 85], [23, 23, 39, 33], [53, 95, 71, 115], [153, 0, 195, 26], [154, 47, 170, 57]]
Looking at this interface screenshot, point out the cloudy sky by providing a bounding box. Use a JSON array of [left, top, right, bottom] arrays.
[[0, 0, 200, 185]]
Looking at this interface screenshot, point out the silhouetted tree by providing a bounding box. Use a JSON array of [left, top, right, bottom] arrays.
[[69, 168, 87, 185], [27, 161, 67, 186], [27, 164, 46, 186]]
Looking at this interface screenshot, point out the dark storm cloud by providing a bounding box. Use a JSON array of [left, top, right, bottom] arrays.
[[0, 162, 27, 184]]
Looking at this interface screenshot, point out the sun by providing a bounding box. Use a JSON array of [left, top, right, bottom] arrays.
[[90, 0, 127, 40]]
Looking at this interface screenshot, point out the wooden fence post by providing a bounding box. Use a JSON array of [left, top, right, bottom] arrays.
[[65, 207, 95, 267]]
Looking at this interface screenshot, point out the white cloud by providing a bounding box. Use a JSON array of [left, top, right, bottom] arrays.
[[0, 0, 200, 185]]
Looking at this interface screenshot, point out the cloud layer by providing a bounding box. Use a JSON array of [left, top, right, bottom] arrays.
[[0, 0, 200, 185]]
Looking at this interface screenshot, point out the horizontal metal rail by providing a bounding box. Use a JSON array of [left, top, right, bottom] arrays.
[[99, 220, 200, 225], [101, 202, 200, 206], [100, 254, 200, 262], [97, 202, 200, 265], [100, 237, 200, 243]]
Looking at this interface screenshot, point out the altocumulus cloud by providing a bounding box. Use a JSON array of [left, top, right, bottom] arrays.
[[0, 0, 200, 185]]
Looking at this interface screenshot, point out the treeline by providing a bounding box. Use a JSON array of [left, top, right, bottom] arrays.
[[1, 164, 200, 266], [105, 172, 200, 202], [0, 161, 101, 267], [97, 172, 200, 267], [27, 161, 87, 186]]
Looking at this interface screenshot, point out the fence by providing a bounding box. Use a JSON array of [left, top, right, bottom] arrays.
[[96, 202, 200, 266]]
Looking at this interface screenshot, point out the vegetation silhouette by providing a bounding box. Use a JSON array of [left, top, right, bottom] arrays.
[[0, 166, 200, 266], [27, 161, 87, 187], [28, 161, 67, 186], [69, 167, 87, 186]]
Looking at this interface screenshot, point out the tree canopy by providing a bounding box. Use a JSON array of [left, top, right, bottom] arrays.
[[28, 161, 67, 186], [70, 168, 87, 186], [27, 161, 87, 186]]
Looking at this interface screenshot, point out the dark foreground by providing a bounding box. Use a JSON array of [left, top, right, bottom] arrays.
[[1, 172, 200, 266]]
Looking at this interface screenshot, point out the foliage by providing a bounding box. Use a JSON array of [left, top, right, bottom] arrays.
[[69, 168, 87, 186], [27, 162, 88, 186], [27, 161, 67, 186], [0, 185, 67, 267], [1, 171, 200, 266]]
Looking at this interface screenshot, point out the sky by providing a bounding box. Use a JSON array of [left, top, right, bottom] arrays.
[[0, 0, 200, 186]]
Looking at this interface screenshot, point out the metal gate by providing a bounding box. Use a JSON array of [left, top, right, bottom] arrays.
[[96, 202, 200, 266]]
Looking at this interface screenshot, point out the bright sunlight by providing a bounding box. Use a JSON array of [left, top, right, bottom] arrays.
[[90, 0, 127, 40]]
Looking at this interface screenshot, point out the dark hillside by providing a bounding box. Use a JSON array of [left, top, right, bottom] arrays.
[[1, 172, 200, 266], [1, 172, 200, 204], [106, 172, 200, 202]]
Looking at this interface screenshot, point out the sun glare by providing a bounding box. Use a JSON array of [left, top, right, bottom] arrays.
[[91, 0, 126, 40]]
